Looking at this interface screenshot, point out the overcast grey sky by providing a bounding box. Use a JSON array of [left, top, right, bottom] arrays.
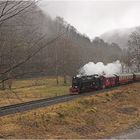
[[39, 0, 140, 39]]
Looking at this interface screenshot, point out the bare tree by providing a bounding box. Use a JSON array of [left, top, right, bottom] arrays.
[[0, 0, 38, 89], [0, 1, 36, 26], [128, 27, 140, 72]]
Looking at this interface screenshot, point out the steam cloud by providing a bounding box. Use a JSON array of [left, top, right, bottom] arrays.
[[79, 60, 122, 76]]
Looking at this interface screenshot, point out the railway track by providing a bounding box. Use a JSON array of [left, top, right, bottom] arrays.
[[0, 83, 138, 117]]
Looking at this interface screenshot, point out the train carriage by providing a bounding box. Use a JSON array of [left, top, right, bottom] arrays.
[[134, 73, 140, 81], [118, 74, 134, 84], [101, 75, 117, 88]]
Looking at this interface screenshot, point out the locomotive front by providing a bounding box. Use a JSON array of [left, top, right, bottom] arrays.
[[69, 75, 101, 94], [69, 76, 81, 94]]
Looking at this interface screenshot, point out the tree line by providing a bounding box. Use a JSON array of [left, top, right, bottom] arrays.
[[0, 1, 139, 89]]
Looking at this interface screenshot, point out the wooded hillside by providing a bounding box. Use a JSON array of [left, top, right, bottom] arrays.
[[0, 1, 122, 86]]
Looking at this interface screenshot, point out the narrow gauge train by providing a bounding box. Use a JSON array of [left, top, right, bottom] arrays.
[[69, 73, 140, 94]]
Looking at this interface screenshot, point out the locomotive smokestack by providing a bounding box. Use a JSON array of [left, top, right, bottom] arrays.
[[79, 60, 122, 76]]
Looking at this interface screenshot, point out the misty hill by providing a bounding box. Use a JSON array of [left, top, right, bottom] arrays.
[[100, 27, 138, 49], [0, 1, 123, 79]]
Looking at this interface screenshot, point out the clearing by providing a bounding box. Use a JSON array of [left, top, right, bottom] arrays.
[[0, 83, 139, 139], [0, 76, 70, 107]]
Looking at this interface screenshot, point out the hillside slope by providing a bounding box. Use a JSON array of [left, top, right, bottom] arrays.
[[0, 83, 139, 138], [100, 27, 138, 49]]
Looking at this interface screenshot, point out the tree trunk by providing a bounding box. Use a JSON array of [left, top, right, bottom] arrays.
[[55, 40, 59, 85], [63, 74, 67, 84], [2, 81, 5, 90], [56, 74, 59, 85]]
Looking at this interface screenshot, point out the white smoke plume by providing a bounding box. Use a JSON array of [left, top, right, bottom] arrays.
[[79, 60, 122, 76]]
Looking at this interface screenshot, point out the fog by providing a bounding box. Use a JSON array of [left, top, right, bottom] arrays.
[[39, 0, 140, 39]]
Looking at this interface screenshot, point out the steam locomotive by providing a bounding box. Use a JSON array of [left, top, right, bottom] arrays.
[[69, 73, 140, 94]]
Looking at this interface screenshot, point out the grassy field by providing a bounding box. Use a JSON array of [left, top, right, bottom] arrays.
[[0, 76, 70, 107], [0, 83, 139, 139]]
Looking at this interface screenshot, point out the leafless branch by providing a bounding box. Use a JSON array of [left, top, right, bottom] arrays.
[[0, 0, 37, 26], [0, 31, 65, 78]]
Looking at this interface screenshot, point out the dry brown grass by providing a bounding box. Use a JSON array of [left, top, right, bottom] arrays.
[[0, 83, 140, 139], [0, 76, 70, 107]]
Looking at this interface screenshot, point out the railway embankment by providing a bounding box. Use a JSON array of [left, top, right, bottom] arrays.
[[0, 83, 139, 139]]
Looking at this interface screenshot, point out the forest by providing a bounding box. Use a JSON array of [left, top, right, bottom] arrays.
[[0, 1, 139, 88]]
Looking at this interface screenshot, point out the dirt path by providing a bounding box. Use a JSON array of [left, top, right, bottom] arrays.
[[113, 127, 140, 139]]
